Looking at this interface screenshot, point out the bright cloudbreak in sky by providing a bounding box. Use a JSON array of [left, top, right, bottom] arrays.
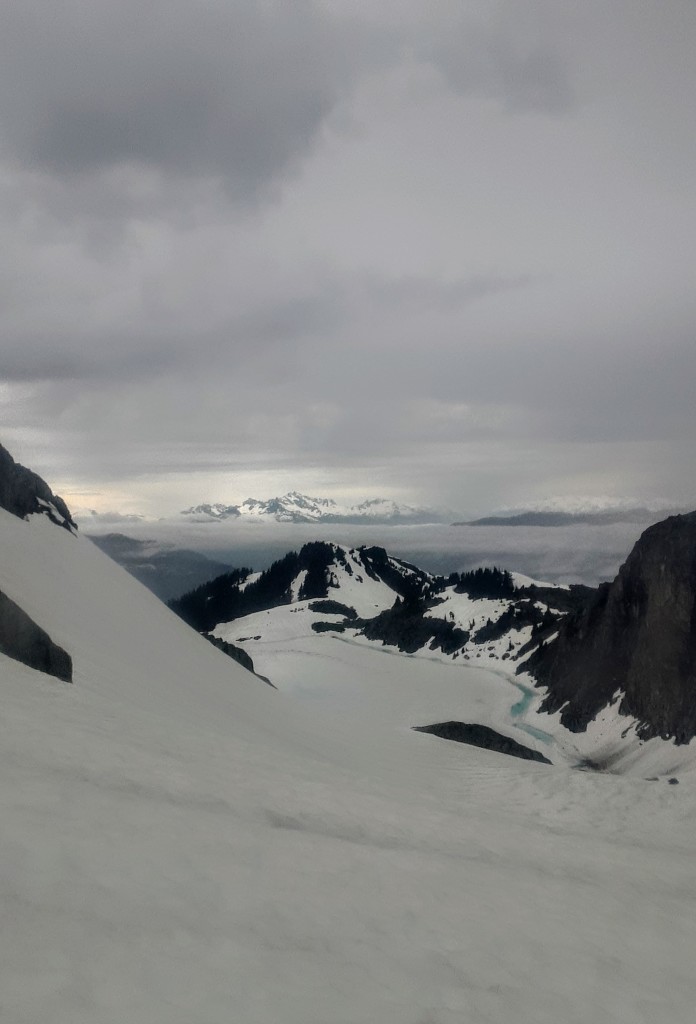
[[2, 0, 695, 516]]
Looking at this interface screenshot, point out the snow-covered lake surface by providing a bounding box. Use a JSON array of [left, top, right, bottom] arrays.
[[2, 508, 696, 1023]]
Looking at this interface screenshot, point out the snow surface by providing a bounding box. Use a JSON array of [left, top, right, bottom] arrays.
[[510, 569, 570, 591], [213, 571, 696, 776], [2, 508, 696, 1023]]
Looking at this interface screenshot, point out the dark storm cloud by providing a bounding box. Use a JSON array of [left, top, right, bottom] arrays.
[[0, 0, 370, 200], [0, 0, 585, 213]]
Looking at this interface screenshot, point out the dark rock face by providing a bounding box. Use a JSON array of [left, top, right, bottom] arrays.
[[413, 722, 551, 764], [522, 512, 696, 743], [0, 443, 76, 532], [0, 588, 72, 681], [359, 597, 470, 655], [203, 634, 274, 687], [307, 600, 358, 620]]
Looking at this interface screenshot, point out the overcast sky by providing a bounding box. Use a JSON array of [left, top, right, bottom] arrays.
[[2, 0, 695, 517]]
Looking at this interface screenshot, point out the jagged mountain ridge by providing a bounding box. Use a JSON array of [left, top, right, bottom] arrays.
[[170, 541, 588, 671], [169, 542, 433, 633], [181, 490, 447, 524], [523, 511, 696, 744]]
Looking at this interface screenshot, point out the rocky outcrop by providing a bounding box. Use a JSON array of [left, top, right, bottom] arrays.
[[358, 597, 471, 655], [0, 588, 72, 681], [522, 512, 696, 743], [204, 634, 274, 687], [0, 443, 76, 532], [413, 722, 551, 764]]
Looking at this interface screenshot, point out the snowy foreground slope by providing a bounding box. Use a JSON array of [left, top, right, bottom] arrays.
[[2, 509, 696, 1023]]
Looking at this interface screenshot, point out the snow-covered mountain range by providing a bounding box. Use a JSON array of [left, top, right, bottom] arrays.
[[181, 491, 448, 524], [3, 441, 696, 1023]]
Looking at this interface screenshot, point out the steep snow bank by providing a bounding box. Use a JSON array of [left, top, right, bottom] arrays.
[[2, 508, 696, 1024]]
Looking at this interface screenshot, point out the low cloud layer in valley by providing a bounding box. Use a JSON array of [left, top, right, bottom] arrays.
[[81, 514, 652, 588]]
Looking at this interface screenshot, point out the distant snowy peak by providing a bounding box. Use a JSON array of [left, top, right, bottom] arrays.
[[181, 491, 446, 524], [464, 496, 685, 527], [349, 497, 429, 520], [239, 492, 338, 522], [181, 502, 242, 520], [507, 495, 677, 516]]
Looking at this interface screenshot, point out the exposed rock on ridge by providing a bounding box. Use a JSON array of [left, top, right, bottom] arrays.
[[413, 722, 551, 764], [0, 588, 72, 681], [523, 512, 696, 743], [204, 633, 275, 687], [0, 443, 76, 531]]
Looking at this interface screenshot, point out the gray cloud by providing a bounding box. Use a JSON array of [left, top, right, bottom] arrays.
[[431, 23, 576, 115], [1, 1, 696, 519], [1, 0, 370, 201], [0, 261, 533, 384]]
